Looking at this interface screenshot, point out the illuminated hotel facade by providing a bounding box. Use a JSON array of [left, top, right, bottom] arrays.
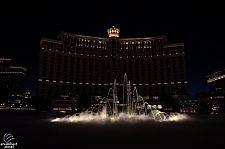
[[0, 58, 27, 97], [37, 26, 188, 99], [207, 67, 225, 93]]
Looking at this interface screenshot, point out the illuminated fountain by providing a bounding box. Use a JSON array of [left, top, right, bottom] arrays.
[[52, 74, 187, 122], [121, 73, 169, 120], [99, 79, 119, 117]]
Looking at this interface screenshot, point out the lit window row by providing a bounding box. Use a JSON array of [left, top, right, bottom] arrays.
[[207, 74, 225, 83], [38, 79, 187, 85], [0, 72, 26, 75], [42, 48, 183, 58], [11, 94, 22, 97]]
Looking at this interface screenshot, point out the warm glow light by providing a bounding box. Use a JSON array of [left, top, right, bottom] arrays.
[[207, 74, 225, 83], [107, 26, 120, 37], [9, 66, 27, 71], [0, 58, 12, 61]]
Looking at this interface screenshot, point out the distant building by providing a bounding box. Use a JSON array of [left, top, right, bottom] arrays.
[[206, 67, 225, 93], [0, 58, 27, 97], [179, 100, 197, 113], [24, 90, 32, 99], [51, 93, 77, 111], [37, 26, 188, 99], [208, 88, 225, 113]]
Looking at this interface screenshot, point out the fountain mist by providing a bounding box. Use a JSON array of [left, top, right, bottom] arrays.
[[52, 74, 189, 123]]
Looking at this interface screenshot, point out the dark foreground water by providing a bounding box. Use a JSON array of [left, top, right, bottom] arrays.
[[0, 112, 225, 149]]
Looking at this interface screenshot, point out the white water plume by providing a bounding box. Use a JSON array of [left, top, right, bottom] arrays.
[[52, 74, 189, 123], [51, 107, 189, 123], [167, 113, 189, 121]]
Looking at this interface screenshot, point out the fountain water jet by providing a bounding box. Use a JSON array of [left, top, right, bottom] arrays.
[[51, 74, 188, 122]]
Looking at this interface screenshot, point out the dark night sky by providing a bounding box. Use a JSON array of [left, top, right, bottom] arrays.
[[0, 1, 224, 96]]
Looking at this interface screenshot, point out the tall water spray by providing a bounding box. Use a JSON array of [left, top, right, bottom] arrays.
[[133, 87, 143, 114], [123, 73, 128, 105], [112, 79, 118, 117], [51, 73, 188, 123], [123, 74, 133, 114]]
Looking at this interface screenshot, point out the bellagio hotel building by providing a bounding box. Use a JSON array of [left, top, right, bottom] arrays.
[[37, 26, 188, 99]]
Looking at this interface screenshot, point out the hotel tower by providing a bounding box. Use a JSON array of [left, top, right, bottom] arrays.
[[37, 26, 188, 99]]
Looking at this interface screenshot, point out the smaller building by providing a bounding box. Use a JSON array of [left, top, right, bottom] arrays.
[[179, 100, 197, 113], [0, 58, 27, 98], [24, 90, 32, 99], [51, 93, 77, 111], [0, 89, 36, 111], [208, 88, 225, 113], [207, 67, 225, 93]]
